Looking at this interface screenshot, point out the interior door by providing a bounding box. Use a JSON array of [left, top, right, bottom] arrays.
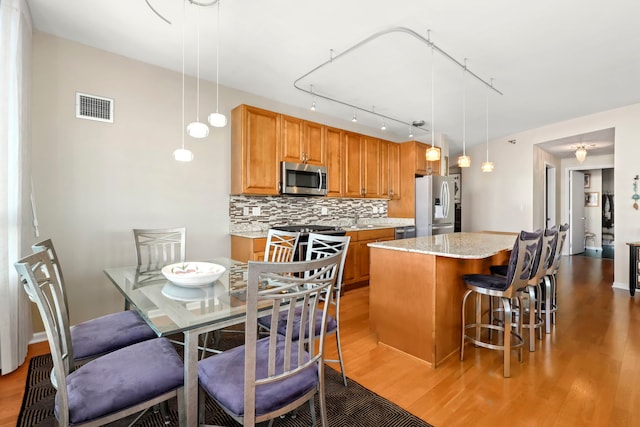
[[570, 170, 586, 254], [545, 165, 556, 229]]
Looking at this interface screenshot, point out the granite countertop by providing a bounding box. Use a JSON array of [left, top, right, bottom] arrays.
[[367, 232, 517, 259], [230, 219, 413, 239]]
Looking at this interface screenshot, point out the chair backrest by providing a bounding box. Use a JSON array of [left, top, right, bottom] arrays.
[[305, 232, 350, 294], [31, 239, 68, 310], [264, 229, 300, 262], [14, 251, 75, 401], [505, 230, 542, 295], [529, 228, 557, 285], [550, 223, 570, 273], [542, 227, 560, 275], [133, 227, 186, 269], [243, 253, 340, 425]]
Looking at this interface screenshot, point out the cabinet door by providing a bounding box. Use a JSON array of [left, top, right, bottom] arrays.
[[388, 142, 401, 200], [343, 132, 363, 198], [362, 136, 381, 197], [303, 121, 325, 165], [379, 140, 390, 199], [342, 240, 358, 285], [325, 126, 343, 197], [427, 146, 441, 176], [415, 142, 428, 175], [280, 114, 304, 163], [231, 105, 280, 195]]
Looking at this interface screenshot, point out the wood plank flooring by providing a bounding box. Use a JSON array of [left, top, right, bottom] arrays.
[[2, 255, 637, 426]]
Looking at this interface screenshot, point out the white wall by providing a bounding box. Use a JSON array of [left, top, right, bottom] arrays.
[[464, 103, 640, 289]]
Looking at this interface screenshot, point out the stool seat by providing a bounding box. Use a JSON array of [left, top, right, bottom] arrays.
[[584, 232, 596, 247]]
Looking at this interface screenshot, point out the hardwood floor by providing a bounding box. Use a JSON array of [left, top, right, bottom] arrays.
[[2, 255, 636, 426]]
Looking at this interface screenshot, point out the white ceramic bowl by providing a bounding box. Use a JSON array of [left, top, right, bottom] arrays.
[[161, 262, 226, 287]]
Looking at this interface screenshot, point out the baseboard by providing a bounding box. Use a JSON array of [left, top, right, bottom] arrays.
[[612, 282, 629, 291], [585, 246, 602, 251], [29, 331, 47, 344]]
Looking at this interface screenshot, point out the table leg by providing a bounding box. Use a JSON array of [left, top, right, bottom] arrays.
[[630, 246, 637, 297], [183, 330, 199, 427]]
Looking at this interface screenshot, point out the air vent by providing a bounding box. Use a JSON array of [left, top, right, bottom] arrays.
[[75, 92, 113, 123]]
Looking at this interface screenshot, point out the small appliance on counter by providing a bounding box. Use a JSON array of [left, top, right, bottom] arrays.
[[415, 175, 455, 236]]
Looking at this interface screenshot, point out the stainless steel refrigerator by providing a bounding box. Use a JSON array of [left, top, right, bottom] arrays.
[[415, 175, 455, 236]]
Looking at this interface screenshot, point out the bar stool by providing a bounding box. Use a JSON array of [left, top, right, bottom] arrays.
[[461, 230, 542, 377], [541, 223, 569, 333]]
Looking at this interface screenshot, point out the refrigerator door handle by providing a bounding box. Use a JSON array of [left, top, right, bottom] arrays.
[[442, 181, 450, 218]]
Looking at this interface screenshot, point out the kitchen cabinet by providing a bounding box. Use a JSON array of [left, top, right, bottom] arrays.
[[415, 142, 441, 176], [343, 228, 395, 289], [325, 126, 343, 197], [280, 115, 325, 165], [231, 235, 266, 262], [343, 131, 363, 198], [380, 140, 401, 200], [343, 133, 386, 199], [362, 136, 381, 197], [231, 105, 280, 195]]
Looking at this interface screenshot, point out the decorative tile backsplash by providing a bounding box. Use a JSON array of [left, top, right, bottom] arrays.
[[229, 195, 392, 232]]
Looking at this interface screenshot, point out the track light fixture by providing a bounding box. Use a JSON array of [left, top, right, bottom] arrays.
[[425, 41, 440, 162], [409, 125, 413, 138], [310, 85, 317, 111], [352, 112, 357, 122]]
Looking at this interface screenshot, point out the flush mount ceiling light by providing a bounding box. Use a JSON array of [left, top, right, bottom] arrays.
[[425, 41, 440, 162], [293, 27, 502, 144], [186, 9, 209, 138], [175, 0, 193, 162], [574, 143, 595, 163], [208, 0, 227, 128], [457, 59, 471, 168], [481, 78, 494, 173]]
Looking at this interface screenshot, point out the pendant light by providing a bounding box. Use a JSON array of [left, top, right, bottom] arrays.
[[208, 0, 227, 127], [187, 7, 209, 138], [174, 0, 193, 162], [457, 59, 471, 168], [481, 78, 494, 172], [425, 42, 440, 162], [575, 145, 588, 163]]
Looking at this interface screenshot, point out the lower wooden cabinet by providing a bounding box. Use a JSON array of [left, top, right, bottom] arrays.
[[343, 228, 395, 289], [231, 235, 266, 262]]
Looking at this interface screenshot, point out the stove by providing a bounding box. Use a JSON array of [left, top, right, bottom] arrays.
[[271, 225, 346, 261]]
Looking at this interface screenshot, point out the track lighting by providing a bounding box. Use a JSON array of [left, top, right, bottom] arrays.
[[310, 84, 317, 111], [352, 112, 357, 122], [381, 121, 386, 131], [409, 125, 413, 138]]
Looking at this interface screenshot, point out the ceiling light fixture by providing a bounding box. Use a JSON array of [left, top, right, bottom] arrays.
[[174, 0, 193, 162], [352, 111, 357, 122], [310, 85, 317, 111], [294, 27, 502, 142], [208, 0, 227, 128], [425, 39, 440, 162], [481, 78, 494, 173], [381, 121, 386, 131], [457, 59, 471, 168], [575, 144, 588, 163], [187, 8, 209, 138], [409, 125, 413, 138]]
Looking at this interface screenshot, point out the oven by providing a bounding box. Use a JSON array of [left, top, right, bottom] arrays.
[[271, 224, 346, 261]]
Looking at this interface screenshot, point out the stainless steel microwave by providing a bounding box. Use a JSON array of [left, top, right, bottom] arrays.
[[281, 162, 327, 196]]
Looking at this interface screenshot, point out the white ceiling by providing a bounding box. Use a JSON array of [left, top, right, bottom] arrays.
[[27, 0, 639, 156]]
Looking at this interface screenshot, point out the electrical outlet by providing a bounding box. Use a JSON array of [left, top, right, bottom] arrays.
[[243, 207, 250, 216], [321, 207, 328, 215], [373, 206, 378, 213], [252, 206, 261, 216]]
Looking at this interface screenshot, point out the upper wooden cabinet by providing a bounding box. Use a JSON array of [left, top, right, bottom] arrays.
[[362, 136, 382, 198], [325, 126, 343, 197], [280, 115, 325, 165], [231, 105, 280, 195], [343, 131, 363, 198], [379, 140, 401, 200], [414, 142, 441, 176]]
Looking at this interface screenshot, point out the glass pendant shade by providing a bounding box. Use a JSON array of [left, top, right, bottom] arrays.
[[173, 148, 194, 162], [187, 121, 209, 138], [481, 161, 494, 172], [208, 112, 227, 127], [458, 155, 471, 168], [426, 147, 440, 161], [575, 146, 587, 163]]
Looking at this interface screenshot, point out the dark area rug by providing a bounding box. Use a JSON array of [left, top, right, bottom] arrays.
[[18, 336, 434, 427]]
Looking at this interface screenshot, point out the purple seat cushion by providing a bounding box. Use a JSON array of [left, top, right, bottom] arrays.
[[463, 274, 510, 291], [71, 310, 157, 360], [489, 265, 508, 277], [198, 336, 318, 418], [56, 338, 184, 425], [257, 307, 337, 340]]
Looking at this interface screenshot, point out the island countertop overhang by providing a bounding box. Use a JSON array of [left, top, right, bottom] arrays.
[[367, 231, 517, 259]]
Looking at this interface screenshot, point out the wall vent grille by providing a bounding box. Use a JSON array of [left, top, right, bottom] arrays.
[[75, 92, 113, 123]]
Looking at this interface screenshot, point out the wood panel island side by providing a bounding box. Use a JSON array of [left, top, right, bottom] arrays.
[[368, 232, 516, 367]]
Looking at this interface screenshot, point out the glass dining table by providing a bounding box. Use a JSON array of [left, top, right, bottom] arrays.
[[103, 258, 250, 427]]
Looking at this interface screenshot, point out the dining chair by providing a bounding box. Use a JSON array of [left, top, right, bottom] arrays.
[[133, 227, 186, 270], [15, 250, 185, 427], [31, 239, 156, 369], [257, 233, 351, 386], [264, 228, 300, 262], [197, 253, 341, 426], [541, 223, 569, 333], [461, 230, 542, 377]]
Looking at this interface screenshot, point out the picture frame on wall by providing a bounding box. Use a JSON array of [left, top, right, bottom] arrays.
[[584, 173, 591, 188], [585, 191, 599, 207], [451, 173, 461, 203]]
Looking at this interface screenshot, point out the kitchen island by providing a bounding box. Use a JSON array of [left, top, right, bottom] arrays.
[[368, 232, 516, 367]]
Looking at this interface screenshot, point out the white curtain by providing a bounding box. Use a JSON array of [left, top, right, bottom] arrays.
[[0, 0, 33, 375]]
